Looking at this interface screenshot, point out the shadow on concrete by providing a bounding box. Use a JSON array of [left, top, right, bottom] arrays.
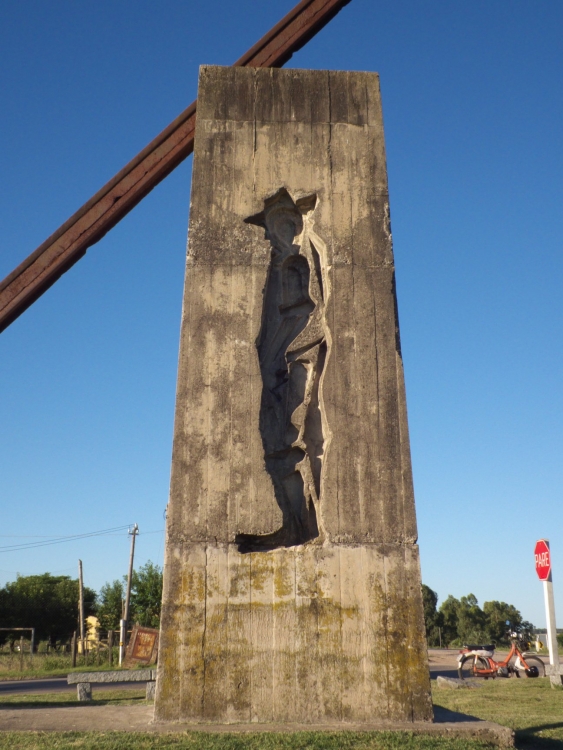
[[433, 705, 481, 723]]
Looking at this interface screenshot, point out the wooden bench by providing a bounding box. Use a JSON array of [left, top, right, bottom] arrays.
[[67, 668, 157, 701]]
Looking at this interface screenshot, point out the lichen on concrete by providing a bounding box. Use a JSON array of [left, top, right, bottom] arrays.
[[155, 66, 432, 725]]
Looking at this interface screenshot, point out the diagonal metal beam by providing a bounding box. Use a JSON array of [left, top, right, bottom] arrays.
[[0, 0, 352, 334]]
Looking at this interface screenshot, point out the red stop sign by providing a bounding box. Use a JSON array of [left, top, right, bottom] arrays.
[[535, 539, 551, 581]]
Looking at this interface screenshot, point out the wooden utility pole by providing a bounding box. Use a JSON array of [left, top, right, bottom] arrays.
[[78, 559, 85, 657], [119, 523, 139, 665]]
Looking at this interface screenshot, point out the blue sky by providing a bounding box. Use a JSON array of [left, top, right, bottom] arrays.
[[1, 0, 562, 628]]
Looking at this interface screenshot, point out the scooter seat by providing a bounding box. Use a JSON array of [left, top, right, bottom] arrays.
[[463, 644, 495, 653]]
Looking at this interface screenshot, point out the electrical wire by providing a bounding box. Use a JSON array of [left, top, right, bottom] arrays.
[[0, 535, 75, 538], [0, 524, 133, 553]]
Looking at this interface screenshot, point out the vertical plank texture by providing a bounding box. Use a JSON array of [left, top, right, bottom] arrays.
[[155, 66, 432, 725]]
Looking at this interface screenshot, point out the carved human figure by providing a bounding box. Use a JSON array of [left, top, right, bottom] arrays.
[[236, 188, 330, 551]]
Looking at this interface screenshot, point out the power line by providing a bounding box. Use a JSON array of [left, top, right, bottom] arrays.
[[0, 529, 164, 539], [0, 524, 133, 553], [0, 535, 74, 538]]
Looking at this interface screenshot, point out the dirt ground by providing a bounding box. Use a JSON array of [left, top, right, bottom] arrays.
[[0, 703, 154, 732]]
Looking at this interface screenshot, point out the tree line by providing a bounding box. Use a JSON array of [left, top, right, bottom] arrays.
[[422, 584, 534, 647], [0, 561, 163, 649], [0, 570, 537, 650]]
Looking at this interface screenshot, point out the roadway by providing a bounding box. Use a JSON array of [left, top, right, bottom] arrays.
[[0, 650, 548, 695]]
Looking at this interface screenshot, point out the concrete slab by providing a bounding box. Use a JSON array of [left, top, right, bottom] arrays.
[[0, 703, 514, 746], [67, 669, 156, 684]]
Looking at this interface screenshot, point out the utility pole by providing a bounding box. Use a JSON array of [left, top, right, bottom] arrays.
[[78, 559, 85, 657], [119, 523, 139, 665]]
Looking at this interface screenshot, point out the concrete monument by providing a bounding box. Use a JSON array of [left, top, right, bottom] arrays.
[[155, 65, 432, 724]]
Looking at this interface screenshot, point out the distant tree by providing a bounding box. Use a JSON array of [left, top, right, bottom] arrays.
[[97, 561, 163, 632], [0, 587, 11, 648], [97, 579, 124, 631], [439, 595, 461, 645], [483, 600, 523, 644], [456, 594, 488, 644], [421, 585, 444, 646], [0, 573, 96, 647], [432, 591, 530, 647], [130, 561, 163, 628]]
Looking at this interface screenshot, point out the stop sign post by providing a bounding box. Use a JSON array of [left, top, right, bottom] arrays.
[[535, 539, 562, 685]]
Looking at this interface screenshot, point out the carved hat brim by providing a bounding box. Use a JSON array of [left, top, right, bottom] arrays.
[[244, 188, 317, 228]]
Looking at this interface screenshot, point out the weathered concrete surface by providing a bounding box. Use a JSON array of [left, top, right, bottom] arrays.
[[0, 704, 515, 746], [69, 671, 158, 701], [76, 683, 92, 701], [436, 676, 482, 690], [146, 681, 156, 701], [68, 670, 156, 684], [156, 66, 432, 724]]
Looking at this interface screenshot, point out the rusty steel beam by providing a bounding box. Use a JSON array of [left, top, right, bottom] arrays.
[[0, 0, 352, 334]]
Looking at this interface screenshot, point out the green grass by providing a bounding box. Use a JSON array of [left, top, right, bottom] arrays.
[[433, 676, 563, 749], [0, 733, 498, 750], [0, 652, 155, 680], [0, 688, 146, 707], [0, 690, 498, 750], [4, 678, 563, 748]]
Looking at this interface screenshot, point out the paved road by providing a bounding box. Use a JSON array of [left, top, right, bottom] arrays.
[[0, 678, 147, 695], [0, 650, 547, 694], [428, 648, 462, 680]]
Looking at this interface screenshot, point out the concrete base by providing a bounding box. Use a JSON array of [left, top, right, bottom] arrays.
[[152, 711, 514, 748], [156, 543, 432, 724], [0, 704, 513, 746]]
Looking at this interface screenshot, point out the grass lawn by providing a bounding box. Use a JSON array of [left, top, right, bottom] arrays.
[[0, 732, 500, 749], [433, 676, 563, 749], [0, 653, 155, 681], [0, 688, 147, 707], [0, 689, 498, 750], [1, 678, 563, 749]]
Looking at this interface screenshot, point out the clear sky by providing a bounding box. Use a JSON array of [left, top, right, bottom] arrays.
[[1, 0, 562, 628]]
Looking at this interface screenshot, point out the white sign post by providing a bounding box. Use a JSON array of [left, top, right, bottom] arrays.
[[535, 539, 563, 686]]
